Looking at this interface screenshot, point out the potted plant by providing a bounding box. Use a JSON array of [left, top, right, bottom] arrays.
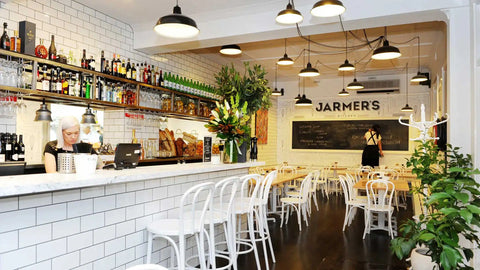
[[204, 94, 250, 163], [214, 62, 271, 162], [390, 140, 480, 270]]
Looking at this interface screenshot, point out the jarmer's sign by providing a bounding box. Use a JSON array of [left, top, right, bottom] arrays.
[[316, 100, 380, 112]]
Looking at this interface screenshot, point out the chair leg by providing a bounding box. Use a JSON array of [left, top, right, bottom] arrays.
[[262, 205, 276, 263], [342, 205, 350, 231], [294, 205, 302, 231], [302, 204, 309, 227], [255, 208, 270, 270], [146, 232, 153, 264], [280, 202, 285, 227], [363, 211, 370, 239], [313, 192, 319, 211], [248, 212, 262, 270]]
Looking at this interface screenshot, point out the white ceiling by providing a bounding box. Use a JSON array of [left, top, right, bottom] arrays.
[[74, 0, 449, 82]]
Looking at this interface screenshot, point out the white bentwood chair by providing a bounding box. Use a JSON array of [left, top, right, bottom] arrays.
[[339, 175, 366, 231], [280, 172, 313, 231], [363, 179, 396, 239], [146, 182, 215, 270]]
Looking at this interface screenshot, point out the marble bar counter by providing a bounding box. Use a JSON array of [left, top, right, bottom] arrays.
[[0, 161, 263, 270]]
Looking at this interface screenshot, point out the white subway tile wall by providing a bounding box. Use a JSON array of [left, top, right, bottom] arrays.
[[0, 0, 222, 155], [0, 168, 248, 269]]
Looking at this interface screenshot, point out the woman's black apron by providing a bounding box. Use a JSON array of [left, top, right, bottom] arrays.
[[362, 132, 379, 167]]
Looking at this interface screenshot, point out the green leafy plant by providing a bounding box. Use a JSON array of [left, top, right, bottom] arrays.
[[391, 140, 480, 270], [205, 93, 250, 145], [214, 62, 271, 116]]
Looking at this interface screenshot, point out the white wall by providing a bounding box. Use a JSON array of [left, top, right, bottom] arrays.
[[275, 73, 431, 167]]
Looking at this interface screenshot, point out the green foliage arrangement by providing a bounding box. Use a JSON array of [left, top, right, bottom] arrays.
[[204, 94, 250, 146], [391, 140, 480, 270], [214, 62, 271, 116]]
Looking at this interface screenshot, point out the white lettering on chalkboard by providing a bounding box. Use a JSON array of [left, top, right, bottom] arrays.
[[316, 100, 380, 112]]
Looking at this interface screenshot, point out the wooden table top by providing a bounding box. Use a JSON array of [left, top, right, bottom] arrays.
[[272, 172, 308, 186], [353, 179, 410, 192]]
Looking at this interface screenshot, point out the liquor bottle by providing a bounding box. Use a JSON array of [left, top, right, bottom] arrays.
[[126, 58, 132, 79], [151, 65, 156, 85], [49, 68, 55, 92], [139, 63, 144, 82], [17, 134, 25, 161], [42, 66, 49, 92], [175, 74, 180, 91], [55, 68, 62, 94], [48, 35, 57, 60], [131, 129, 138, 143], [36, 70, 42, 91], [159, 70, 164, 87], [117, 56, 123, 77], [67, 72, 74, 96], [119, 59, 125, 78], [89, 56, 95, 71], [11, 134, 18, 161], [154, 67, 160, 86], [143, 63, 148, 83], [104, 60, 110, 75], [35, 39, 47, 59], [81, 49, 87, 69], [85, 77, 91, 99], [97, 78, 104, 100], [147, 65, 152, 84], [1, 22, 10, 50], [5, 133, 12, 161], [111, 54, 117, 76], [0, 133, 5, 162], [74, 73, 81, 97], [10, 30, 20, 52], [131, 63, 137, 81], [100, 50, 105, 73], [62, 71, 69, 95]]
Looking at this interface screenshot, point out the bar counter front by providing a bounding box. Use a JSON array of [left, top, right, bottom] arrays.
[[0, 162, 263, 270]]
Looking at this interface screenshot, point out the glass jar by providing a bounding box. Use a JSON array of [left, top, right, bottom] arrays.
[[162, 94, 171, 111], [187, 99, 196, 115], [175, 97, 184, 113]]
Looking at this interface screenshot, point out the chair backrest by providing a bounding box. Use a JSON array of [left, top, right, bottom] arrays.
[[320, 167, 330, 181], [126, 264, 168, 270], [365, 179, 395, 209], [214, 176, 240, 217], [259, 170, 278, 205], [311, 170, 320, 190], [383, 169, 399, 180], [344, 173, 358, 198], [367, 171, 383, 181], [179, 182, 215, 235], [297, 172, 313, 202], [239, 174, 262, 199], [280, 165, 297, 174], [360, 165, 373, 172], [338, 175, 350, 205]]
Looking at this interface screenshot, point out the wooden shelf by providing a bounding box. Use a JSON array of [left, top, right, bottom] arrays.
[[0, 49, 217, 121]]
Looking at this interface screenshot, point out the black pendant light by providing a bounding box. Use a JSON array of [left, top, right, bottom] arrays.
[[34, 98, 52, 122], [299, 37, 319, 77], [220, 44, 242, 55], [347, 62, 364, 90], [411, 37, 428, 82], [277, 39, 294, 66], [372, 27, 401, 60], [81, 104, 97, 124], [154, 0, 199, 38], [295, 78, 312, 106], [401, 63, 414, 112], [272, 64, 283, 96], [311, 0, 345, 17], [338, 73, 349, 96], [338, 31, 355, 71], [276, 1, 303, 25]]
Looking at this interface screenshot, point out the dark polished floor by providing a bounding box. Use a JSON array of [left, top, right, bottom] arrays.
[[236, 195, 412, 270]]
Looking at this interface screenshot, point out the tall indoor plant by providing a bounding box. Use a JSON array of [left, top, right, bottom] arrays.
[[214, 62, 271, 161], [391, 140, 480, 270]]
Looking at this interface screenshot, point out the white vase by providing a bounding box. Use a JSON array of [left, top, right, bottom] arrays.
[[409, 248, 438, 270]]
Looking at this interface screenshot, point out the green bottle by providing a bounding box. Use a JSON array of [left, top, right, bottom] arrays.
[[85, 78, 91, 99]]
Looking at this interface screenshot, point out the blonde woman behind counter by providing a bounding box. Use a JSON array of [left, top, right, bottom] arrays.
[[43, 116, 101, 173]]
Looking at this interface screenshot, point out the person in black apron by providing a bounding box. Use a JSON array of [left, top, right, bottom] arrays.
[[361, 125, 384, 167]]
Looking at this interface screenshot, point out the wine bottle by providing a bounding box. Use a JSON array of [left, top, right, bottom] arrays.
[[89, 56, 95, 71], [132, 63, 137, 81], [56, 68, 62, 94], [0, 22, 10, 50], [11, 134, 18, 161], [151, 65, 156, 85], [41, 66, 49, 92], [36, 70, 42, 91], [18, 135, 25, 161], [5, 133, 12, 161], [0, 133, 5, 162], [131, 129, 138, 143], [74, 73, 81, 97], [85, 77, 91, 99], [139, 63, 144, 82], [48, 35, 57, 60], [81, 49, 87, 69], [135, 63, 140, 82], [120, 59, 126, 78], [111, 54, 117, 76], [159, 70, 164, 87], [100, 50, 105, 73], [126, 58, 132, 79], [49, 67, 56, 92], [143, 63, 148, 83], [67, 72, 74, 96]]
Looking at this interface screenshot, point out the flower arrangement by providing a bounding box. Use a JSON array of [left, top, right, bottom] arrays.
[[205, 94, 250, 162]]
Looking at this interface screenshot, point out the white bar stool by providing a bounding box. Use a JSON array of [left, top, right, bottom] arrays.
[[126, 264, 167, 270], [146, 182, 215, 270]]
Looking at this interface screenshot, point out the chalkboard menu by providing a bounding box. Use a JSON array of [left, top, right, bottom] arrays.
[[292, 120, 409, 150], [203, 137, 212, 162]]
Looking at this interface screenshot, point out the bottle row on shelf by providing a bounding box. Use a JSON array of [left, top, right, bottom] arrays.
[[0, 133, 25, 162]]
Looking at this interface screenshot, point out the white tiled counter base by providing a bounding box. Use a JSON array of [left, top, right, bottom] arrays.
[[0, 167, 250, 270]]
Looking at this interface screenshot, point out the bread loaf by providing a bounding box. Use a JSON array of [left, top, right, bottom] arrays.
[[165, 128, 177, 156]]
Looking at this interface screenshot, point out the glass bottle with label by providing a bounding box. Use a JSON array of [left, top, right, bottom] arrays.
[[62, 71, 69, 95], [5, 133, 12, 161], [18, 134, 25, 161], [11, 134, 18, 161], [10, 30, 20, 52], [0, 133, 5, 162], [89, 56, 95, 71], [100, 50, 105, 73], [48, 35, 57, 60], [81, 49, 87, 69], [42, 66, 49, 92], [0, 22, 10, 50], [35, 39, 47, 59], [56, 68, 62, 94]]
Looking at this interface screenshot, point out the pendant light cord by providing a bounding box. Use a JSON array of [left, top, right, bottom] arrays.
[[417, 36, 421, 71], [405, 63, 409, 104], [275, 64, 278, 89], [308, 36, 311, 63], [284, 38, 287, 54]]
